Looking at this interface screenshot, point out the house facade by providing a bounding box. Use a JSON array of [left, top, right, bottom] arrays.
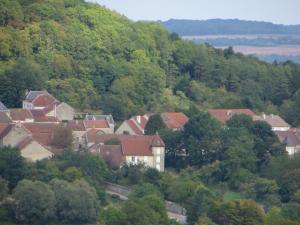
[[86, 132, 165, 171], [276, 129, 300, 157]]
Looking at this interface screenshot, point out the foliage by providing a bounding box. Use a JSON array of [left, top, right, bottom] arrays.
[[145, 114, 166, 135], [0, 147, 26, 189], [51, 125, 73, 149], [12, 180, 56, 224], [50, 179, 99, 224]]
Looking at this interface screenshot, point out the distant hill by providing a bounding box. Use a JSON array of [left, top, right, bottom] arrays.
[[160, 19, 300, 36]]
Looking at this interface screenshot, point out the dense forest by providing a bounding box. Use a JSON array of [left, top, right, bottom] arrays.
[[161, 19, 300, 36], [0, 1, 300, 225], [0, 0, 300, 125]]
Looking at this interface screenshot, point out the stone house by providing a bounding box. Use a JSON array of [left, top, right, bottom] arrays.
[[23, 90, 75, 121], [86, 131, 165, 171], [67, 120, 86, 149], [275, 129, 300, 156], [84, 115, 115, 133], [0, 123, 60, 161], [116, 115, 149, 135]]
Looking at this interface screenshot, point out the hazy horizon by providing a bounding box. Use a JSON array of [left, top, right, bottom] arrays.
[[88, 0, 300, 25]]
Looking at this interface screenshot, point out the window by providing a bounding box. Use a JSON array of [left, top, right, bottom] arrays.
[[156, 156, 160, 163], [131, 156, 136, 162]]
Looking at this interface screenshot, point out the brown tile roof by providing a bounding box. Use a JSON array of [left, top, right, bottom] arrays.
[[32, 94, 57, 107], [22, 123, 58, 134], [67, 120, 86, 131], [208, 109, 256, 123], [10, 109, 33, 121], [161, 112, 189, 129], [275, 129, 300, 146], [94, 145, 124, 167], [30, 109, 58, 122], [0, 112, 12, 123], [84, 120, 109, 129], [86, 132, 165, 156], [253, 114, 290, 128]]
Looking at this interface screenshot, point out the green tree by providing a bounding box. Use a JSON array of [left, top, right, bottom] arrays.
[[183, 112, 222, 166], [0, 147, 26, 189], [51, 179, 99, 224], [145, 114, 166, 135], [12, 180, 56, 224]]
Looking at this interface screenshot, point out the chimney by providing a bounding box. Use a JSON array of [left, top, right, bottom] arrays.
[[263, 113, 266, 120], [137, 115, 141, 124]]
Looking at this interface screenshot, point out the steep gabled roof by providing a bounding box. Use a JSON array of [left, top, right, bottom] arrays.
[[126, 119, 144, 135], [275, 129, 300, 146], [86, 132, 165, 156], [161, 112, 189, 129], [32, 94, 57, 107], [85, 115, 115, 125], [208, 109, 256, 123], [67, 120, 86, 131], [0, 123, 11, 138], [30, 109, 58, 123], [25, 91, 49, 102], [10, 109, 33, 121]]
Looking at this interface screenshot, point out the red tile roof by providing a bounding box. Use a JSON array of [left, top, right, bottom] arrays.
[[94, 145, 124, 167], [32, 94, 57, 107], [10, 109, 33, 121], [275, 129, 300, 146], [208, 109, 256, 123], [84, 120, 109, 129], [161, 112, 189, 129], [86, 132, 165, 156], [22, 123, 58, 134], [67, 120, 86, 131], [132, 115, 148, 129], [30, 109, 58, 123]]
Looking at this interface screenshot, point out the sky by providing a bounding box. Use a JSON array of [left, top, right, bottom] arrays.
[[88, 0, 300, 25]]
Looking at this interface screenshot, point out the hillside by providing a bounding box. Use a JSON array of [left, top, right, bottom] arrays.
[[160, 19, 300, 36], [0, 0, 300, 126]]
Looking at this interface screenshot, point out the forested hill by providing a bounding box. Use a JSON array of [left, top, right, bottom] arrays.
[[160, 19, 300, 35], [0, 0, 300, 126]]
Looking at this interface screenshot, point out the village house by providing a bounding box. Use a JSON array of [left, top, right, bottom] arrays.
[[86, 130, 165, 171], [161, 112, 189, 131], [208, 109, 256, 124], [67, 120, 86, 149], [0, 123, 60, 161], [116, 115, 149, 135], [253, 114, 290, 131], [23, 91, 75, 121], [275, 129, 300, 157], [84, 114, 115, 133]]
